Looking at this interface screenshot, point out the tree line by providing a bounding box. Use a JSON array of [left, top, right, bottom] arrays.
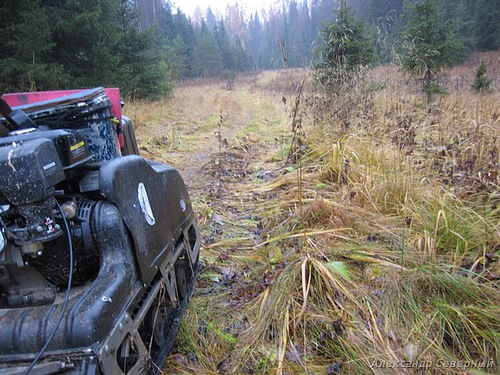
[[1, 0, 175, 99], [1, 0, 498, 99], [315, 0, 498, 96], [354, 0, 499, 52]]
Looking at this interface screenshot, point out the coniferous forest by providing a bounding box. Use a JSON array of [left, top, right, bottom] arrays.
[[1, 0, 499, 99]]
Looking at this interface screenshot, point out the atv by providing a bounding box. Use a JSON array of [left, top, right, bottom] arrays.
[[0, 88, 200, 374]]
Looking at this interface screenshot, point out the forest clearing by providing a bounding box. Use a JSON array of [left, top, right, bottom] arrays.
[[1, 1, 498, 373], [128, 52, 499, 375]]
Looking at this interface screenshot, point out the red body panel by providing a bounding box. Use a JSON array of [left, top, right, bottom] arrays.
[[2, 88, 122, 122]]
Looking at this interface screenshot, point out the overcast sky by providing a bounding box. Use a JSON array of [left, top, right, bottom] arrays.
[[173, 0, 271, 17]]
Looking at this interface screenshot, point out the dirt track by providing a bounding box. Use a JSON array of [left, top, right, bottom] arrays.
[[130, 75, 299, 371], [131, 74, 292, 288]]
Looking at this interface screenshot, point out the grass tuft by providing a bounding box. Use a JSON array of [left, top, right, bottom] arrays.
[[130, 54, 499, 374]]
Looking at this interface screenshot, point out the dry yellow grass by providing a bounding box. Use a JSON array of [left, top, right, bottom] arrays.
[[127, 52, 499, 374]]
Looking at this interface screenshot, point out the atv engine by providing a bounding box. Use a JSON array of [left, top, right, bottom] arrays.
[[0, 128, 99, 307], [0, 88, 200, 374]]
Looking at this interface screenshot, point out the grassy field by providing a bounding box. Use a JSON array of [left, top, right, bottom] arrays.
[[128, 52, 499, 375]]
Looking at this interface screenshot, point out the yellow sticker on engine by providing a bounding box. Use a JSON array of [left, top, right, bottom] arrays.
[[70, 141, 85, 151]]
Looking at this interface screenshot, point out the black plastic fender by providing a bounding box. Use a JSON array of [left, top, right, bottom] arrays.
[[99, 155, 195, 285]]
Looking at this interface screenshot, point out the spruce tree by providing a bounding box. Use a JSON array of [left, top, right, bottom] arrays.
[[171, 34, 191, 79], [313, 0, 374, 90], [214, 20, 234, 71], [248, 12, 262, 65], [173, 9, 196, 78], [114, 0, 173, 98], [471, 61, 492, 93], [193, 21, 222, 77], [0, 0, 66, 92], [398, 0, 463, 97]]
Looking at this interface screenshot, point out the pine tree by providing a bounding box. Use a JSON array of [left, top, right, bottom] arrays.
[[40, 0, 122, 88], [115, 0, 173, 98], [171, 34, 190, 79], [398, 0, 463, 96], [258, 11, 283, 69], [0, 0, 66, 92], [248, 12, 262, 65], [471, 61, 492, 93], [206, 7, 217, 30], [214, 20, 234, 71], [233, 37, 252, 71], [173, 9, 196, 78], [156, 1, 175, 42], [313, 0, 374, 90], [298, 0, 313, 64], [193, 21, 222, 77], [285, 0, 302, 67]]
